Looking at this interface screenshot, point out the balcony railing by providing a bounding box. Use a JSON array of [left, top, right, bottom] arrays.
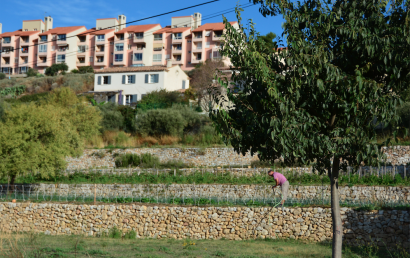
[[1, 62, 10, 65], [39, 59, 47, 63], [57, 48, 68, 52], [2, 40, 11, 44], [194, 36, 202, 39], [57, 38, 66, 41], [96, 59, 104, 63], [114, 59, 123, 62], [21, 39, 29, 43], [135, 36, 144, 40], [21, 50, 29, 54], [40, 38, 47, 42], [154, 37, 163, 41], [77, 60, 86, 64], [78, 39, 86, 43], [196, 47, 202, 50]]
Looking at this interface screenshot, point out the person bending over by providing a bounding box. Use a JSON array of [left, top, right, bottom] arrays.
[[268, 169, 289, 208]]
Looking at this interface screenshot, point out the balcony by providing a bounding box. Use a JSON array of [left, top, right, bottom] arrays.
[[1, 50, 13, 57], [95, 58, 105, 65], [1, 61, 11, 67], [193, 34, 203, 42], [172, 37, 183, 43], [172, 48, 182, 54], [40, 38, 48, 42], [56, 59, 66, 64], [95, 39, 105, 45], [212, 31, 224, 41], [56, 38, 68, 46], [191, 54, 202, 64], [38, 51, 48, 56], [2, 39, 12, 45], [76, 59, 88, 66], [95, 51, 105, 56], [20, 38, 30, 45], [37, 58, 48, 66], [57, 48, 68, 53], [172, 56, 183, 64], [133, 35, 144, 43], [192, 47, 202, 53], [20, 49, 29, 56], [19, 59, 29, 66]]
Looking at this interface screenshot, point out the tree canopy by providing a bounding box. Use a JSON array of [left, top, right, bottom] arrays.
[[255, 32, 277, 52], [211, 1, 410, 257]]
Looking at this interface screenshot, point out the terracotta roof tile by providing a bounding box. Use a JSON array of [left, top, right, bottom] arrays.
[[0, 30, 20, 37], [87, 29, 115, 35], [192, 21, 237, 32], [15, 31, 41, 36], [115, 24, 161, 34], [39, 26, 86, 35], [94, 66, 171, 74], [153, 26, 191, 34]]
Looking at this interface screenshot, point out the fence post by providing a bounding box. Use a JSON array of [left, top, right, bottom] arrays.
[[404, 166, 406, 179]]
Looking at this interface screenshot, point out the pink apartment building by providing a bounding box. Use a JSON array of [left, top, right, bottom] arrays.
[[0, 13, 238, 74]]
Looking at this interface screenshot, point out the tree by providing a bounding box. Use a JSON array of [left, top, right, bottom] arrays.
[[45, 63, 69, 76], [190, 59, 225, 111], [41, 87, 102, 139], [211, 2, 410, 257], [256, 32, 277, 53], [26, 68, 38, 77], [78, 66, 94, 74], [0, 103, 83, 187], [0, 73, 5, 80]]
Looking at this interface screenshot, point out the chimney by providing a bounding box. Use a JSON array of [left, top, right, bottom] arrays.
[[44, 16, 53, 31], [118, 14, 126, 30], [193, 13, 201, 30], [0, 23, 2, 34], [167, 59, 173, 68]]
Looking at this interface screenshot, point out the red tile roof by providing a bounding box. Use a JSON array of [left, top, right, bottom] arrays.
[[115, 24, 161, 34], [0, 30, 40, 38], [94, 66, 171, 74], [192, 22, 237, 32], [39, 26, 86, 35], [153, 27, 191, 34], [86, 29, 115, 35]]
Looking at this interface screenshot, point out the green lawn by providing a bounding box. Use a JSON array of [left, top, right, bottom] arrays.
[[0, 233, 401, 258]]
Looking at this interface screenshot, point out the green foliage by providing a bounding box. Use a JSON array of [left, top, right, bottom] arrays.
[[0, 85, 26, 98], [98, 102, 124, 132], [35, 73, 45, 78], [61, 73, 93, 92], [4, 92, 49, 104], [0, 103, 83, 184], [78, 66, 94, 74], [123, 230, 137, 239], [26, 68, 38, 77], [114, 153, 173, 168], [108, 226, 122, 239], [45, 63, 69, 76], [0, 99, 4, 121], [137, 89, 187, 109], [117, 105, 137, 133], [115, 153, 141, 167], [70, 69, 79, 74], [170, 104, 205, 133], [256, 32, 277, 53], [137, 109, 185, 136], [396, 102, 410, 131], [0, 73, 5, 80]]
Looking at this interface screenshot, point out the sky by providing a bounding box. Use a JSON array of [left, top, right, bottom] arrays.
[[0, 0, 286, 45]]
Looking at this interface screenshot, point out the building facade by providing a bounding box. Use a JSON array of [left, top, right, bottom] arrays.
[[0, 13, 238, 74], [93, 61, 189, 105]]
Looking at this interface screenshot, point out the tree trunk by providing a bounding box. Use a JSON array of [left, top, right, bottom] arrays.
[[329, 157, 343, 258], [9, 174, 16, 193]]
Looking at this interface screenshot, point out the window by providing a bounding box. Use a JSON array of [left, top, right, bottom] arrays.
[[40, 36, 47, 42], [182, 80, 186, 89], [123, 75, 136, 84], [52, 46, 55, 51], [165, 54, 170, 59], [125, 95, 137, 105], [153, 54, 162, 62], [188, 51, 191, 54], [128, 44, 131, 50], [205, 31, 211, 37], [173, 33, 182, 40], [134, 53, 142, 61], [15, 57, 18, 63], [3, 37, 11, 44], [145, 74, 159, 83], [115, 43, 124, 51], [96, 35, 105, 41], [25, 29, 28, 31], [39, 44, 47, 52], [57, 34, 66, 41], [154, 34, 162, 41], [132, 64, 145, 67], [115, 54, 123, 62], [98, 27, 102, 30], [127, 75, 133, 84], [184, 25, 187, 27], [101, 76, 111, 84], [78, 45, 87, 53], [205, 42, 210, 48], [135, 32, 143, 39], [34, 28, 38, 31], [89, 57, 93, 62], [175, 44, 182, 50], [188, 40, 191, 43], [118, 34, 124, 40], [188, 61, 191, 64], [57, 55, 65, 62]]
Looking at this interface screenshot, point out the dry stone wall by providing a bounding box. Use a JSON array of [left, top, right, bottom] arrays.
[[66, 146, 410, 170], [11, 184, 410, 203], [0, 203, 408, 248]]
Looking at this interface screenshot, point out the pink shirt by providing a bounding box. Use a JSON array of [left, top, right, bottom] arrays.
[[273, 172, 287, 186]]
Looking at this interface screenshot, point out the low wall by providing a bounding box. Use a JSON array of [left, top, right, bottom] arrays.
[[0, 203, 408, 247], [4, 184, 409, 203], [65, 146, 410, 170]]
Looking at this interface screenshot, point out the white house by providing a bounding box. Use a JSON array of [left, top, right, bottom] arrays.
[[93, 61, 190, 105]]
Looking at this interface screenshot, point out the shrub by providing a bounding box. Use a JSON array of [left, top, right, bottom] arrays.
[[98, 103, 124, 132], [397, 101, 410, 131], [26, 68, 38, 77], [199, 125, 224, 145], [117, 105, 137, 133], [137, 109, 185, 136], [115, 153, 141, 167], [171, 104, 205, 133], [138, 89, 187, 108], [71, 69, 79, 73], [115, 131, 130, 146], [78, 66, 94, 74], [140, 153, 160, 167], [36, 73, 45, 78], [0, 73, 5, 80], [45, 63, 68, 76]]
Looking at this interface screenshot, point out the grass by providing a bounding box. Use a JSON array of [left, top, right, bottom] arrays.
[[1, 232, 406, 258], [7, 170, 410, 187]]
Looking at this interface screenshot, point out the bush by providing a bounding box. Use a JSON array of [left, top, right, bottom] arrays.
[[0, 73, 5, 80], [138, 89, 187, 108], [45, 63, 68, 76], [26, 68, 38, 77], [62, 73, 93, 92], [36, 73, 45, 78], [98, 103, 124, 132], [199, 125, 224, 145], [71, 69, 79, 74], [397, 101, 410, 131], [137, 109, 185, 136], [170, 104, 205, 133], [78, 66, 94, 74], [117, 105, 137, 133], [140, 153, 160, 167], [115, 153, 160, 168]]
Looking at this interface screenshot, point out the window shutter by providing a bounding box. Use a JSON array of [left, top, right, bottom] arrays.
[[107, 76, 111, 84], [154, 74, 159, 83], [132, 94, 138, 103], [122, 75, 126, 84], [97, 76, 101, 85], [145, 74, 149, 83], [182, 80, 186, 89], [132, 75, 136, 84]]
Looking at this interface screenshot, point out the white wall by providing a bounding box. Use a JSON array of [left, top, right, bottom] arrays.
[[96, 19, 118, 31], [142, 25, 161, 66], [164, 65, 190, 91]]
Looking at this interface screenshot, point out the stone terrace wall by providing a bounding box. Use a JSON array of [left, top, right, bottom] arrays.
[[13, 184, 410, 203], [0, 203, 408, 248], [65, 146, 410, 170]]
